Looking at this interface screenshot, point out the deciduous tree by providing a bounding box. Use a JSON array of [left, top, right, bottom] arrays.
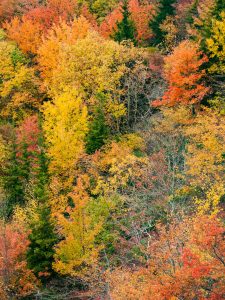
[[152, 40, 209, 107]]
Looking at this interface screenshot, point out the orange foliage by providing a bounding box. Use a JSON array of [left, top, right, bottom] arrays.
[[0, 0, 38, 23], [47, 0, 78, 20], [99, 0, 155, 42], [4, 16, 43, 54], [109, 215, 225, 300], [0, 222, 38, 298], [129, 0, 155, 42], [152, 40, 209, 107], [4, 0, 79, 54], [99, 4, 122, 39], [37, 16, 90, 81], [143, 215, 225, 299]]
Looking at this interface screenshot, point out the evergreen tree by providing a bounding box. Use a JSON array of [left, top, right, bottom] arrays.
[[3, 139, 30, 218], [27, 204, 57, 280], [185, 0, 198, 26], [113, 0, 137, 44], [149, 0, 176, 46], [213, 0, 225, 19], [27, 122, 57, 281], [86, 94, 109, 154], [194, 0, 225, 53]]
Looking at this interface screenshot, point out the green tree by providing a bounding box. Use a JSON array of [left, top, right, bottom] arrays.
[[213, 0, 225, 19], [149, 0, 176, 46], [27, 125, 57, 281], [86, 94, 109, 154], [3, 140, 30, 218], [113, 0, 137, 44], [193, 0, 225, 51], [27, 204, 57, 280]]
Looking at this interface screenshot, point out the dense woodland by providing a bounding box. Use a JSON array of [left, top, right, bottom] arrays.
[[0, 0, 225, 299]]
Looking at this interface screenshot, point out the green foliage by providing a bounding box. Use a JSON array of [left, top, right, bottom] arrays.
[[184, 0, 198, 25], [10, 47, 27, 67], [0, 29, 6, 41], [27, 204, 57, 280], [113, 0, 137, 44], [27, 124, 57, 281], [3, 140, 30, 218], [90, 0, 119, 20], [213, 0, 225, 19], [149, 0, 176, 46], [86, 94, 109, 154]]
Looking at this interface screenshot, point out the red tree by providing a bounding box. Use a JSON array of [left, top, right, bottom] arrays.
[[99, 0, 155, 43], [16, 115, 40, 154], [144, 215, 225, 299], [0, 222, 38, 298], [152, 40, 209, 107]]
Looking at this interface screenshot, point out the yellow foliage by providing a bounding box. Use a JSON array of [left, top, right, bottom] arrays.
[[42, 90, 88, 173], [0, 134, 6, 165], [13, 199, 39, 228], [195, 183, 225, 216], [207, 12, 225, 74], [42, 31, 127, 97], [119, 133, 145, 152], [93, 136, 147, 195], [185, 107, 225, 186], [151, 106, 192, 135], [0, 39, 40, 119], [53, 176, 103, 276], [38, 28, 144, 127], [38, 17, 91, 82]]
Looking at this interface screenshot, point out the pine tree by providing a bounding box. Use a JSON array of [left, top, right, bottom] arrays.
[[194, 0, 225, 53], [86, 93, 109, 154], [149, 0, 176, 46], [27, 122, 57, 281], [27, 204, 57, 280], [3, 139, 30, 218], [185, 0, 198, 26], [113, 0, 137, 44], [213, 0, 225, 19]]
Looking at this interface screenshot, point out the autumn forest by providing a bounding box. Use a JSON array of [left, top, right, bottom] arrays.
[[0, 0, 225, 299]]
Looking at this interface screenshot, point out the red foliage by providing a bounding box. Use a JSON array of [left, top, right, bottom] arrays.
[[80, 5, 98, 30], [99, 4, 122, 39], [152, 40, 209, 107], [0, 0, 39, 23], [129, 0, 155, 42], [47, 0, 78, 20], [25, 6, 60, 30], [4, 0, 78, 54], [0, 222, 38, 298], [142, 215, 225, 299], [99, 0, 155, 42], [16, 115, 40, 154]]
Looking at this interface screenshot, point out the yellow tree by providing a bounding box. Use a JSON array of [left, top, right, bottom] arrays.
[[53, 175, 103, 277], [206, 12, 225, 74], [93, 133, 147, 195], [42, 90, 88, 174], [183, 107, 225, 215], [37, 17, 91, 82], [185, 107, 225, 187], [38, 26, 145, 130], [0, 34, 41, 119]]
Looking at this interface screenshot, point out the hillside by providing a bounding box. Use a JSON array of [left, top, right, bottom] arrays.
[[0, 0, 225, 299]]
